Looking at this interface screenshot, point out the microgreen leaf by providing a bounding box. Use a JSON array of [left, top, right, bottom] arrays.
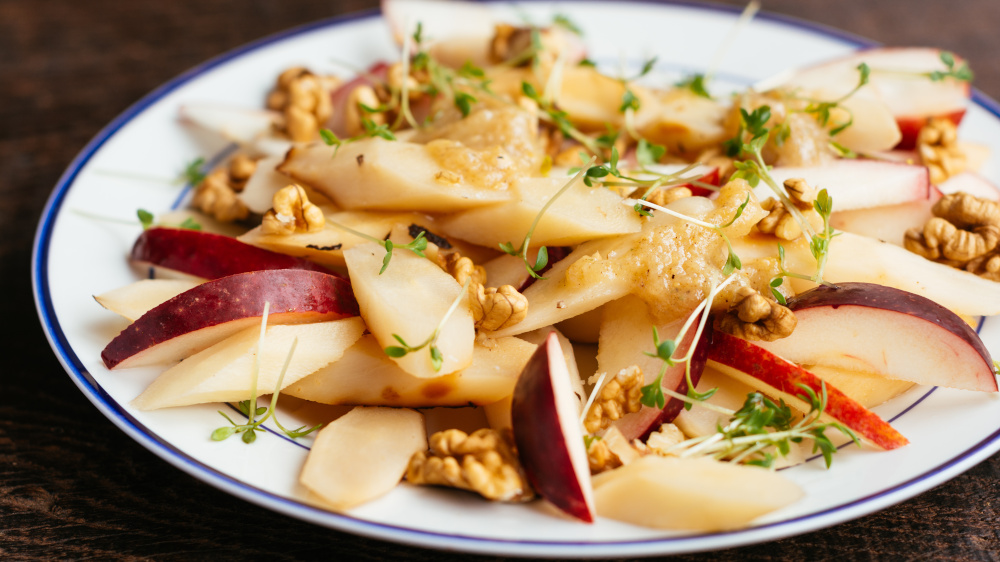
[[454, 91, 477, 117], [552, 13, 583, 35], [677, 73, 711, 98], [137, 209, 154, 229], [179, 217, 202, 231], [181, 157, 206, 185], [636, 139, 666, 168], [619, 89, 640, 113]]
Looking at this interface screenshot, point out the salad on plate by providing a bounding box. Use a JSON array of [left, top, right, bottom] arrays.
[[88, 0, 1000, 535]]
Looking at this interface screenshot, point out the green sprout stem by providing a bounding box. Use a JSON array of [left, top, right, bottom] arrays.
[[325, 219, 427, 274]]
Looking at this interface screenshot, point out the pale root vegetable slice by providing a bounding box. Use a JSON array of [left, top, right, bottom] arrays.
[[179, 103, 281, 147], [592, 455, 804, 531], [236, 155, 297, 214], [238, 210, 431, 268], [344, 242, 474, 377], [490, 234, 637, 337], [132, 318, 365, 410], [437, 175, 641, 248], [300, 406, 427, 511], [831, 94, 903, 153], [285, 334, 536, 407], [277, 139, 511, 213], [95, 279, 200, 322], [731, 231, 1000, 317], [634, 88, 731, 156]]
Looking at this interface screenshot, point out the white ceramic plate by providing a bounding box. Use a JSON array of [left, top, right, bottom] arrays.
[[32, 1, 1000, 557]]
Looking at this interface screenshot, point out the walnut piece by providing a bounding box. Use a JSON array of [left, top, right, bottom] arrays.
[[587, 438, 622, 474], [917, 117, 966, 185], [645, 423, 686, 456], [191, 167, 249, 223], [716, 286, 797, 342], [471, 284, 528, 332], [755, 178, 818, 241], [267, 67, 339, 143], [406, 428, 534, 502], [438, 252, 487, 287], [583, 366, 644, 434], [904, 192, 1000, 263], [262, 184, 325, 236]]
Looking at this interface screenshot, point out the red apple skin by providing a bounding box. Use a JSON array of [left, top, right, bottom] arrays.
[[896, 109, 967, 150], [132, 227, 331, 280], [708, 331, 909, 450], [511, 332, 595, 523], [784, 282, 996, 392], [686, 167, 721, 198], [102, 269, 358, 369]]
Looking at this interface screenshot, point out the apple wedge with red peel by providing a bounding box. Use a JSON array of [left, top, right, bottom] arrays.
[[708, 331, 909, 450], [756, 282, 997, 393], [628, 164, 720, 197], [132, 227, 331, 280], [95, 279, 201, 322], [779, 47, 970, 149], [102, 269, 358, 369], [511, 332, 595, 523], [829, 198, 934, 246], [763, 160, 930, 212]]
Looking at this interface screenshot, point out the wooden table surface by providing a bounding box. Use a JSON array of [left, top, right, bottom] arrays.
[[6, 0, 1000, 559]]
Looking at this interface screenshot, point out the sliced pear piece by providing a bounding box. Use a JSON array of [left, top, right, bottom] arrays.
[[132, 317, 365, 410], [286, 334, 535, 407], [278, 139, 512, 212], [300, 406, 427, 511], [438, 175, 641, 248], [344, 242, 474, 377], [592, 456, 803, 531]]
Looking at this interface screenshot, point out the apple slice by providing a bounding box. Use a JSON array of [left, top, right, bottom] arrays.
[[344, 242, 474, 378], [829, 198, 934, 246], [511, 332, 595, 522], [300, 406, 427, 511], [235, 155, 296, 214], [592, 455, 803, 531], [731, 231, 1000, 317], [382, 0, 496, 49], [938, 172, 1000, 201], [756, 282, 997, 393], [285, 334, 536, 407], [101, 269, 358, 369], [132, 227, 331, 280], [762, 160, 930, 211], [95, 279, 201, 322], [638, 164, 721, 197], [779, 47, 970, 149], [708, 330, 908, 450], [806, 364, 914, 409], [132, 318, 365, 410]]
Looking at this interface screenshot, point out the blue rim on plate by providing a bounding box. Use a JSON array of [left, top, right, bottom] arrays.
[[31, 1, 1000, 557]]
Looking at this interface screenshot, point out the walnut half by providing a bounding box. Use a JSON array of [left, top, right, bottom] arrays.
[[716, 286, 797, 341], [905, 192, 1000, 263], [583, 366, 644, 434], [262, 184, 325, 236], [406, 428, 534, 502]]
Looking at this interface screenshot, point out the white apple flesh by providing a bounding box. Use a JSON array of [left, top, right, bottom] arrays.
[[763, 160, 930, 211], [511, 332, 595, 522], [756, 282, 997, 393]]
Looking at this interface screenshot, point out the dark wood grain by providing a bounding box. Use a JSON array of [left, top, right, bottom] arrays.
[[5, 0, 1000, 559]]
